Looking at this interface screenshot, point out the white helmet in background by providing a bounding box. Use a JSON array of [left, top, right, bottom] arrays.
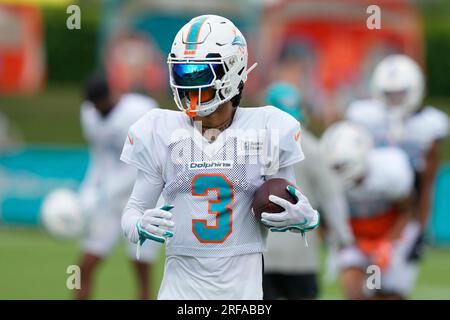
[[371, 54, 425, 118], [167, 15, 257, 118], [320, 122, 374, 186], [41, 188, 84, 240]]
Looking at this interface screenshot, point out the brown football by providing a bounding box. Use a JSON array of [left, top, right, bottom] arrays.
[[251, 178, 298, 222]]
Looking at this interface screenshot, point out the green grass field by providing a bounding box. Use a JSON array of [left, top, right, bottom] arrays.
[[1, 227, 450, 299], [1, 85, 450, 299]]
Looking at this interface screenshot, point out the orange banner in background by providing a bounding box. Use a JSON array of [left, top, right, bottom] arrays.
[[0, 3, 45, 94]]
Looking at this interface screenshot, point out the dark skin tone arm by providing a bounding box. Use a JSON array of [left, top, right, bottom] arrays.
[[418, 141, 441, 231], [386, 196, 413, 241]]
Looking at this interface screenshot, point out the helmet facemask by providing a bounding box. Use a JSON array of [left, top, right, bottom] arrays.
[[321, 122, 373, 189], [332, 157, 368, 188], [382, 88, 409, 109], [168, 15, 256, 118], [168, 53, 243, 118]]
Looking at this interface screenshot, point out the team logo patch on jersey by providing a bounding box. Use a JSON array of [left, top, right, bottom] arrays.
[[237, 138, 264, 156], [188, 160, 234, 170]]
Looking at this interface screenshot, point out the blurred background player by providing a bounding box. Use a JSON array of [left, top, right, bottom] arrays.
[[321, 122, 415, 299], [76, 74, 160, 299], [263, 82, 354, 299], [347, 54, 449, 287]]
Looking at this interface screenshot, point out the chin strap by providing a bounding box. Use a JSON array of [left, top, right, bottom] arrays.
[[186, 94, 198, 118], [247, 62, 258, 76], [184, 63, 257, 118]]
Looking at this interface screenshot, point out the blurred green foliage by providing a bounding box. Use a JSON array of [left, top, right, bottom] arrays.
[[419, 0, 450, 97], [0, 86, 83, 145], [40, 1, 450, 96], [43, 1, 101, 84]]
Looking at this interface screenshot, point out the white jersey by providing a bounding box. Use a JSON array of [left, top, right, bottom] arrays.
[[158, 253, 263, 299], [346, 100, 449, 172], [121, 105, 304, 258], [400, 106, 449, 171], [80, 93, 158, 214], [347, 147, 413, 219]]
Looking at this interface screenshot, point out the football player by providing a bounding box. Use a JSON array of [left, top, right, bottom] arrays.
[[120, 15, 320, 300], [347, 54, 449, 278], [263, 82, 354, 300], [76, 74, 160, 299], [321, 122, 415, 299]]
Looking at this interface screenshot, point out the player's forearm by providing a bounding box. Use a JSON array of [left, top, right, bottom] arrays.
[[122, 203, 142, 244], [387, 207, 412, 241], [418, 182, 433, 231], [321, 193, 354, 247], [313, 165, 354, 247], [418, 142, 440, 230], [78, 151, 102, 211], [78, 146, 103, 193], [121, 169, 164, 243]]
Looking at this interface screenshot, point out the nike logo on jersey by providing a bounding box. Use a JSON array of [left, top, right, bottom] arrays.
[[294, 130, 301, 142], [128, 133, 134, 145]]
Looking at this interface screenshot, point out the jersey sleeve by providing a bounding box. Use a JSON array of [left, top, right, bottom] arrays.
[[122, 169, 165, 244], [120, 110, 163, 182], [405, 107, 449, 152], [264, 106, 305, 172], [123, 93, 159, 117], [424, 106, 449, 141], [80, 101, 96, 143]]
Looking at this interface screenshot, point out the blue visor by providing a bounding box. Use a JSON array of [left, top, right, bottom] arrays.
[[172, 63, 219, 87]]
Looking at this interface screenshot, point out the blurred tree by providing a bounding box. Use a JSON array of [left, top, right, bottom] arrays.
[[419, 0, 450, 97], [43, 1, 101, 84]]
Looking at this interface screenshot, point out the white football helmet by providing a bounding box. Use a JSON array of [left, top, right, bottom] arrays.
[[320, 121, 374, 186], [41, 188, 84, 240], [167, 15, 257, 118], [371, 54, 425, 118]]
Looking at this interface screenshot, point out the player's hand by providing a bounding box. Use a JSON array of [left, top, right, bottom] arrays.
[[358, 238, 393, 270], [136, 204, 175, 245], [261, 185, 320, 234], [371, 239, 393, 270]]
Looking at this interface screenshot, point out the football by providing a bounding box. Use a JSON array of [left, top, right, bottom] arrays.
[[40, 188, 85, 240], [251, 178, 298, 222]]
